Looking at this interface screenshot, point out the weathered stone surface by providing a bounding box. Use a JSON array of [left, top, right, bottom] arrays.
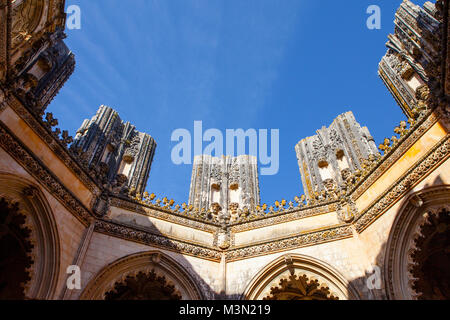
[[295, 111, 379, 201]]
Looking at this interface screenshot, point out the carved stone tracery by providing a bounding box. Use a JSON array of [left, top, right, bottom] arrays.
[[80, 251, 206, 300], [263, 273, 339, 300], [385, 187, 450, 300], [0, 197, 34, 300], [104, 270, 182, 300], [409, 208, 450, 300]]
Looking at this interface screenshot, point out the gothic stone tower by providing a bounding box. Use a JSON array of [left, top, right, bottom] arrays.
[[295, 111, 379, 201], [188, 155, 260, 219], [72, 105, 157, 195], [0, 0, 75, 117], [378, 0, 444, 118]]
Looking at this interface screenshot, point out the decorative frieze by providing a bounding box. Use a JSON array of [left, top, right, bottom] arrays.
[[94, 219, 222, 261], [349, 110, 438, 200], [5, 94, 101, 195], [354, 136, 450, 232], [225, 225, 353, 262], [0, 122, 92, 225]]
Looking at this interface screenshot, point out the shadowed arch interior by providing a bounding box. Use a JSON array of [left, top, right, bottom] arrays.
[[384, 185, 450, 300], [242, 253, 359, 300], [0, 173, 60, 300], [80, 250, 204, 300]]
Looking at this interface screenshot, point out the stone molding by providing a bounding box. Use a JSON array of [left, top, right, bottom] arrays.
[[6, 96, 101, 195], [242, 253, 359, 300], [0, 173, 60, 300], [0, 121, 92, 225], [1, 107, 448, 261], [349, 110, 439, 201], [225, 225, 353, 262], [80, 251, 205, 300], [384, 186, 450, 300], [354, 136, 450, 233], [94, 219, 222, 262]]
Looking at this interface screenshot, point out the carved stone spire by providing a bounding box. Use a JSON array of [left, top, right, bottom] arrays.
[[378, 0, 444, 118], [72, 105, 157, 195], [188, 155, 260, 217], [1, 1, 75, 116], [295, 111, 379, 201]]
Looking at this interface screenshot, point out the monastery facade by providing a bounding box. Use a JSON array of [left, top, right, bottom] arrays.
[[0, 0, 448, 300]]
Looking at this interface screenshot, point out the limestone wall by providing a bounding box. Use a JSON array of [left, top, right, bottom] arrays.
[[75, 232, 222, 299], [225, 157, 450, 300], [0, 147, 87, 299]]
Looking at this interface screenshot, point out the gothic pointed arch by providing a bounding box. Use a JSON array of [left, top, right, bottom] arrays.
[[80, 251, 204, 300], [104, 270, 182, 300], [0, 172, 60, 299], [242, 253, 359, 300], [385, 185, 450, 300]]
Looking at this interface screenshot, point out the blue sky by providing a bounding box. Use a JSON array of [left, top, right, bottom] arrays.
[[49, 0, 428, 206]]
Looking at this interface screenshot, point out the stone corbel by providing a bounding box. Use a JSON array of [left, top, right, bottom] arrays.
[[92, 191, 110, 218], [336, 195, 357, 224], [284, 255, 295, 276], [216, 229, 230, 250]]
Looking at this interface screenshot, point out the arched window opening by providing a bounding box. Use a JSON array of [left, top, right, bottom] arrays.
[[0, 198, 34, 300], [263, 273, 339, 300], [118, 154, 134, 178], [104, 270, 182, 300], [101, 144, 115, 163], [211, 183, 221, 205], [336, 150, 350, 171], [229, 183, 241, 205], [409, 208, 450, 300], [318, 160, 332, 181]]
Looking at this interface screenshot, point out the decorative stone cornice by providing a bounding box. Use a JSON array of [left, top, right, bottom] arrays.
[[5, 95, 101, 195], [94, 219, 222, 262], [349, 110, 439, 200], [354, 136, 450, 233], [225, 225, 353, 262], [0, 121, 92, 225]]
